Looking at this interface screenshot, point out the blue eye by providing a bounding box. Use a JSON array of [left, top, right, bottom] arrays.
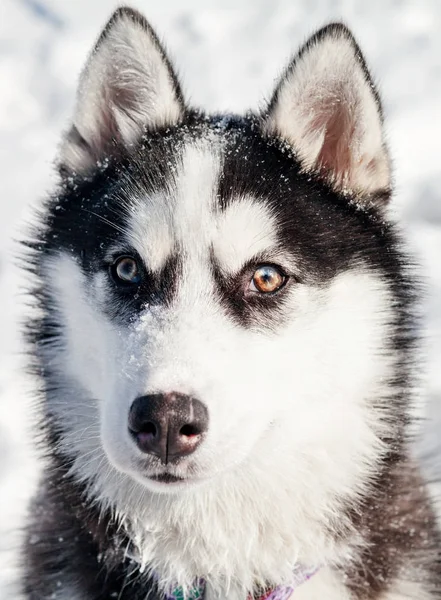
[[111, 256, 142, 285]]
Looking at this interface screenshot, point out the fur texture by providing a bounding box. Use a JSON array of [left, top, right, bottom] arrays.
[[21, 7, 440, 600]]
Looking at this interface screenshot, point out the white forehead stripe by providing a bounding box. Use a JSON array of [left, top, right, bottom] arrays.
[[127, 140, 222, 272], [127, 192, 175, 273], [213, 197, 278, 274], [173, 141, 222, 244]]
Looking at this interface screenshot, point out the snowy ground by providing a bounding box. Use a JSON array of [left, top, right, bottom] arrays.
[[0, 0, 440, 597]]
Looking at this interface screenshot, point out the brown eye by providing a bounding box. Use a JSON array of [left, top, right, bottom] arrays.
[[250, 265, 286, 294], [111, 256, 141, 285]]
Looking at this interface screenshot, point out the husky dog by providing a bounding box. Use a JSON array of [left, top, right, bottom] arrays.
[[21, 7, 440, 600]]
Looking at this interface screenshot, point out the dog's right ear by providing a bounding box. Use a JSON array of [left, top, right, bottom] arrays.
[[59, 7, 184, 176], [263, 24, 391, 205]]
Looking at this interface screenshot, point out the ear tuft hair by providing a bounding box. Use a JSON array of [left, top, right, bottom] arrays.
[[263, 23, 391, 204], [60, 7, 185, 176]]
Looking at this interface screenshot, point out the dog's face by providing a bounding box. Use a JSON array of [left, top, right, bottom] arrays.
[[37, 10, 399, 519]]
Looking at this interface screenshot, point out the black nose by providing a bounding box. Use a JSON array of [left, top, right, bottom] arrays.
[[128, 393, 209, 464]]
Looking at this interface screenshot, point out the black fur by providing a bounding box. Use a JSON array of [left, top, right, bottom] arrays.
[[24, 456, 162, 599]]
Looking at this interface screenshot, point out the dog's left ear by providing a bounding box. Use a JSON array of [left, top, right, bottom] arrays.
[[263, 24, 391, 205], [60, 7, 184, 176]]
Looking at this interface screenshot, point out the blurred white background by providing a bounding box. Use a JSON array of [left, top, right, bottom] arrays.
[[0, 0, 440, 596]]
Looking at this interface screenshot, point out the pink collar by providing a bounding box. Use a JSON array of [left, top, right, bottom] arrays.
[[164, 567, 319, 599], [248, 567, 318, 600]]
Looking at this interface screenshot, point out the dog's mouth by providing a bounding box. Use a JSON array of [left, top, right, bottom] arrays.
[[149, 473, 185, 484], [129, 457, 207, 489]]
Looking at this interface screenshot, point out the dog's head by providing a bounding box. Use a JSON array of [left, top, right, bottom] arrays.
[[30, 7, 414, 584]]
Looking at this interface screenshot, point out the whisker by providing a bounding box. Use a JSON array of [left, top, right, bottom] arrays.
[[81, 208, 127, 236]]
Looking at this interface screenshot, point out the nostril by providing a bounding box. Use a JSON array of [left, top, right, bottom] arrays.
[[140, 421, 157, 437], [179, 424, 201, 437]]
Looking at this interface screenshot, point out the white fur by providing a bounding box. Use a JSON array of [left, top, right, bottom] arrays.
[[61, 10, 182, 174], [264, 27, 390, 196], [213, 196, 279, 274], [41, 136, 400, 596]]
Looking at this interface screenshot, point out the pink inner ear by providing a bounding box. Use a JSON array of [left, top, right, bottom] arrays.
[[264, 28, 391, 200], [86, 75, 144, 165], [87, 101, 118, 164], [312, 97, 356, 187]]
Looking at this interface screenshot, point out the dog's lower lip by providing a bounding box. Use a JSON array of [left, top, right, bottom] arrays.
[[149, 473, 185, 484]]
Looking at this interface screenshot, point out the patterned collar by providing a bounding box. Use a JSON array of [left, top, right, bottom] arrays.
[[164, 567, 318, 600]]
